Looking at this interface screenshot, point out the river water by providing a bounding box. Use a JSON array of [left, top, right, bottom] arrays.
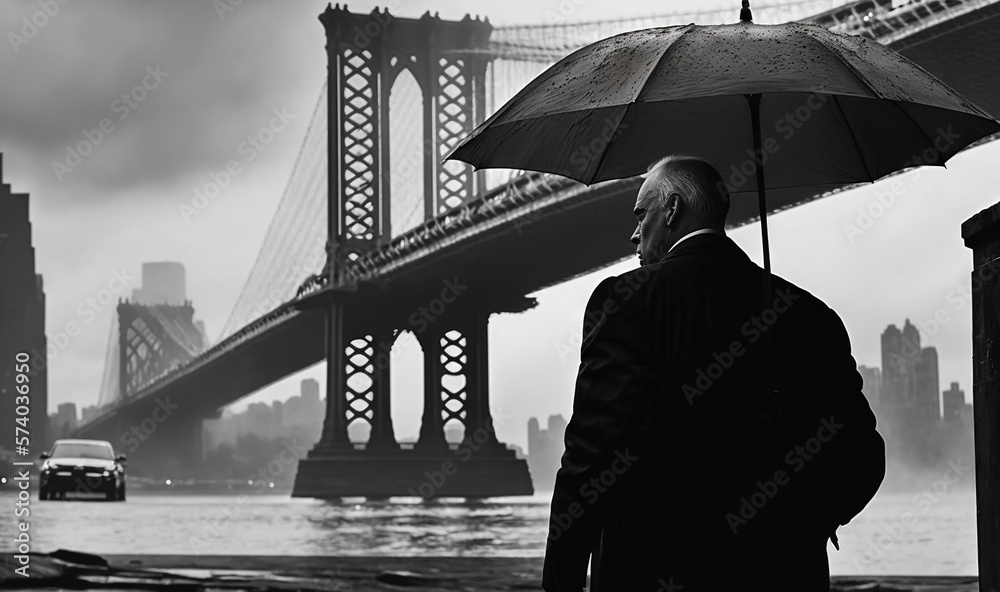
[[0, 486, 977, 575]]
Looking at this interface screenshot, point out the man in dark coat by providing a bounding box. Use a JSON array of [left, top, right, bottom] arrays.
[[542, 156, 885, 592]]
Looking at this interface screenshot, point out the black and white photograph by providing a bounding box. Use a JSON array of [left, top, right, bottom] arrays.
[[0, 0, 998, 590]]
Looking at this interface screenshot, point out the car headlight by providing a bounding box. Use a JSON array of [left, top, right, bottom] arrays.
[[103, 471, 110, 477]]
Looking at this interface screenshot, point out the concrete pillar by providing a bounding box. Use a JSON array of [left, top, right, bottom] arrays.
[[462, 312, 500, 447], [961, 202, 1000, 592], [416, 330, 447, 450], [367, 326, 399, 451], [316, 301, 351, 451]]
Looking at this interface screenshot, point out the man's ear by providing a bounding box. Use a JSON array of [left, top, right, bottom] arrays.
[[663, 193, 681, 226]]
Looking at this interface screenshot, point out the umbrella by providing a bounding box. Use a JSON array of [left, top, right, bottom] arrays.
[[445, 0, 1000, 303]]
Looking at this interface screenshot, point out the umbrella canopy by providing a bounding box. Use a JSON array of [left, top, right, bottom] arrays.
[[447, 7, 999, 213]]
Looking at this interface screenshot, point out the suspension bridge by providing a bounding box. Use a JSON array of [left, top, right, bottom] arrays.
[[74, 0, 1000, 497]]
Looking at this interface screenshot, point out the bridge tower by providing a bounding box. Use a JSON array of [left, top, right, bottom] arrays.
[[112, 301, 208, 477], [293, 4, 533, 498]]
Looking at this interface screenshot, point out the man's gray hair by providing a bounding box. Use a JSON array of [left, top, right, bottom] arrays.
[[642, 155, 730, 226]]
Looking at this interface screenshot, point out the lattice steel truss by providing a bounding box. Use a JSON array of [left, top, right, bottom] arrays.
[[118, 302, 203, 398], [320, 6, 492, 272], [344, 335, 376, 427], [439, 330, 469, 433], [340, 48, 378, 250], [436, 58, 474, 213]]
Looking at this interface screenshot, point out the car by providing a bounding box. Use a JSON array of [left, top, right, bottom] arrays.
[[40, 439, 126, 501]]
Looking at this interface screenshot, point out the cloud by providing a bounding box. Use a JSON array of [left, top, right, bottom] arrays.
[[0, 0, 324, 198]]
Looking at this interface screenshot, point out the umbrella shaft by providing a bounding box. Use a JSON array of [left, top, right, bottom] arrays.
[[747, 94, 771, 279], [747, 94, 774, 376]]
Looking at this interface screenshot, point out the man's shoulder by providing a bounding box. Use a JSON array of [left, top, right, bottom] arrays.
[[585, 271, 651, 310], [589, 251, 845, 327], [769, 273, 845, 328]]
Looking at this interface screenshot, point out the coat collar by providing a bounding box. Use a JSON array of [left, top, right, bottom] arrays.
[[654, 232, 749, 265]]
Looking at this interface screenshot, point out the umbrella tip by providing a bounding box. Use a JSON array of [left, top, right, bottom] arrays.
[[740, 0, 753, 22]]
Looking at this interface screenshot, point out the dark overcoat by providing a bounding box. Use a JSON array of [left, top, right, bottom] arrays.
[[542, 234, 885, 592]]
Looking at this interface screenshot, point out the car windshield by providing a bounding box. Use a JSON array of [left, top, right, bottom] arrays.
[[50, 443, 114, 460]]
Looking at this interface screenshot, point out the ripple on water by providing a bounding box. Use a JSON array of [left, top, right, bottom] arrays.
[[4, 489, 976, 572]]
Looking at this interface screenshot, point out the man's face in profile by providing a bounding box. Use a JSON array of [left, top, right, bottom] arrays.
[[631, 169, 673, 266]]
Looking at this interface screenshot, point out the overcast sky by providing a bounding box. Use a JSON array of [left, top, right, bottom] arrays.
[[2, 0, 996, 450]]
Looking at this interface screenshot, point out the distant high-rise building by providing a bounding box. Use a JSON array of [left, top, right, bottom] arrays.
[[547, 414, 567, 441], [129, 261, 207, 353], [914, 347, 940, 422], [943, 382, 970, 422], [0, 154, 47, 452], [879, 320, 945, 464], [81, 405, 102, 424], [52, 403, 78, 438], [881, 319, 940, 421], [880, 324, 904, 408], [881, 321, 921, 411], [203, 379, 326, 452], [194, 320, 210, 348], [527, 414, 567, 491], [132, 261, 186, 305], [858, 365, 881, 408], [246, 401, 280, 438], [282, 379, 324, 444]]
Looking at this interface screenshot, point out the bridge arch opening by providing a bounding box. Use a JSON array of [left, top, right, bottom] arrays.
[[389, 68, 425, 239], [389, 328, 424, 445]]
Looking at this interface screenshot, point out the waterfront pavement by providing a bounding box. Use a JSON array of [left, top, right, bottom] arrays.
[[1, 552, 983, 591]]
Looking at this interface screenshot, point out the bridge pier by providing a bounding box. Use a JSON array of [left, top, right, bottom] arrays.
[[366, 325, 399, 452], [416, 311, 502, 450], [312, 300, 352, 452], [294, 307, 531, 498]]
